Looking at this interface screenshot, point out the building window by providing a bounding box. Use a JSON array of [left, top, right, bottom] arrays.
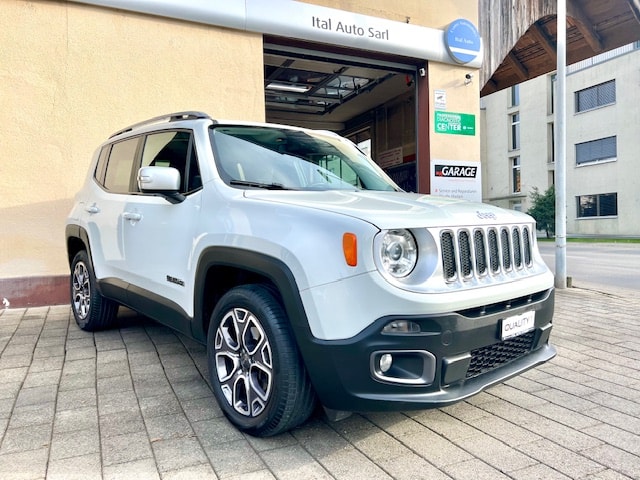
[[575, 136, 617, 165], [510, 113, 520, 150], [548, 122, 555, 163], [549, 74, 557, 114], [511, 156, 521, 193], [509, 85, 520, 107], [577, 193, 617, 218], [575, 80, 615, 113]]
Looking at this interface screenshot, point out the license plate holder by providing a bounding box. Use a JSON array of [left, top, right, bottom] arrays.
[[500, 311, 535, 341]]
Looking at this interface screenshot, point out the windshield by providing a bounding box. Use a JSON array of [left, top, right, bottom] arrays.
[[209, 125, 399, 191]]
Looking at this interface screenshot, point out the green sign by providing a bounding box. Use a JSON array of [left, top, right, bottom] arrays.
[[434, 111, 475, 136]]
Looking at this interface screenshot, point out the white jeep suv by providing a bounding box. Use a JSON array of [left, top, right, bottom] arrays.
[[66, 111, 555, 436]]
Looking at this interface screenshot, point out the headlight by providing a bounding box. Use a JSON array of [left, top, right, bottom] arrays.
[[379, 229, 417, 278]]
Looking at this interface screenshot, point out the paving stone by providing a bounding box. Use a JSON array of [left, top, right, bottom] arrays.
[[56, 386, 97, 411], [444, 458, 510, 480], [453, 432, 537, 473], [50, 427, 100, 461], [54, 406, 98, 434], [97, 374, 134, 395], [0, 423, 51, 454], [15, 384, 58, 407], [180, 395, 222, 423], [101, 431, 153, 466], [46, 452, 102, 480], [0, 446, 48, 480], [191, 417, 244, 446], [139, 394, 183, 419], [161, 463, 218, 480], [99, 409, 146, 438], [98, 390, 139, 416], [204, 439, 267, 478], [8, 402, 55, 429], [145, 413, 194, 441], [258, 444, 336, 480], [22, 369, 62, 388], [103, 457, 160, 480], [151, 436, 209, 473]]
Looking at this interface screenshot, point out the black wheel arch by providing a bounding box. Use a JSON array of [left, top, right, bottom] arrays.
[[193, 247, 312, 346], [65, 224, 92, 269]]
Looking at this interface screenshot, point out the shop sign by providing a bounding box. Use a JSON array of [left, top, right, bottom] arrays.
[[434, 111, 475, 136], [434, 89, 447, 110], [431, 159, 481, 202], [445, 19, 482, 65]]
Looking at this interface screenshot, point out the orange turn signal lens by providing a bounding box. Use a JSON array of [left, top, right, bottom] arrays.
[[343, 233, 357, 266]]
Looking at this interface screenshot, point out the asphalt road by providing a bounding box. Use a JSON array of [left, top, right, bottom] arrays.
[[538, 241, 640, 295]]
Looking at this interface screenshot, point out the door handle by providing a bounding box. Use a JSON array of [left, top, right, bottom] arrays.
[[123, 212, 142, 222], [85, 204, 100, 214]]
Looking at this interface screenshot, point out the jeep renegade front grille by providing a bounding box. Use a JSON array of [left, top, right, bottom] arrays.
[[440, 226, 533, 282], [466, 331, 536, 379]]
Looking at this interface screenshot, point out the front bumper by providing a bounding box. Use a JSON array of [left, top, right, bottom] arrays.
[[297, 288, 555, 412]]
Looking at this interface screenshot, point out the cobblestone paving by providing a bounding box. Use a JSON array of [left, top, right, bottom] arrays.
[[0, 287, 639, 479]]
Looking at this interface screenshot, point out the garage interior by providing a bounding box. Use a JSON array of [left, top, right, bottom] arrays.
[[263, 40, 420, 191]]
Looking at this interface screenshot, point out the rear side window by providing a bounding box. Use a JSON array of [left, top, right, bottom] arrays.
[[103, 138, 140, 193]]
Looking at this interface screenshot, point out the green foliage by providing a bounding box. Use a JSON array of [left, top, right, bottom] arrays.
[[527, 185, 555, 238]]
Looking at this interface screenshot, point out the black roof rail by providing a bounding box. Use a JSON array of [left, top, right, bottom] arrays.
[[109, 111, 214, 138]]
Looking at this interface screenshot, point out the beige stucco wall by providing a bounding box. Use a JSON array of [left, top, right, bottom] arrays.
[[1, 0, 482, 288], [428, 62, 481, 164], [0, 1, 264, 279]]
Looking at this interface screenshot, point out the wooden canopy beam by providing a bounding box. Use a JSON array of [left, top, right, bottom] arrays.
[[508, 52, 529, 81], [529, 23, 556, 59], [628, 0, 640, 23], [567, 0, 604, 53]]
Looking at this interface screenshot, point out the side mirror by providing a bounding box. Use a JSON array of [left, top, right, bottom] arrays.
[[138, 166, 185, 204]]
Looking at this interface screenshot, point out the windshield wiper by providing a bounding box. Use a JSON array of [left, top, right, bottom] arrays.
[[230, 180, 293, 190]]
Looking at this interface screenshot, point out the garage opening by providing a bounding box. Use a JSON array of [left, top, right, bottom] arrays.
[[264, 40, 422, 192]]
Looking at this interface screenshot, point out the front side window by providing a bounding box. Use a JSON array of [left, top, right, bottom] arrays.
[[103, 137, 140, 193], [141, 130, 201, 193], [575, 80, 615, 113], [209, 125, 398, 191], [577, 193, 617, 218], [575, 136, 616, 165]]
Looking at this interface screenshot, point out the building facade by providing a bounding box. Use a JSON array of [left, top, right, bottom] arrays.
[[481, 42, 640, 237], [1, 0, 483, 306]]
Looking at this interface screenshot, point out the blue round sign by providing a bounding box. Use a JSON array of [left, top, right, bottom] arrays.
[[445, 19, 481, 64]]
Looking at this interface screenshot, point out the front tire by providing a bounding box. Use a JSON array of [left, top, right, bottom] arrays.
[[207, 284, 315, 436], [70, 250, 118, 331]]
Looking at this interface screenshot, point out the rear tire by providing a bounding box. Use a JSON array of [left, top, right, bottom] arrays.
[[207, 284, 316, 436], [70, 250, 118, 331]]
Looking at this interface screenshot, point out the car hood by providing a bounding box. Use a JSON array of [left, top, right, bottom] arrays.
[[243, 190, 532, 229]]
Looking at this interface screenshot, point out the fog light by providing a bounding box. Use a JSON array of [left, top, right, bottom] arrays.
[[382, 320, 421, 334], [379, 353, 393, 373]]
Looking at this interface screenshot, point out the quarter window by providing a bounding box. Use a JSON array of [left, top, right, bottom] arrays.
[[575, 136, 616, 165], [575, 80, 615, 113], [577, 193, 617, 218]]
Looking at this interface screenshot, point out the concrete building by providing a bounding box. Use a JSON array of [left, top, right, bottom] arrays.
[[1, 0, 485, 306], [2, 0, 639, 306], [481, 42, 640, 236]]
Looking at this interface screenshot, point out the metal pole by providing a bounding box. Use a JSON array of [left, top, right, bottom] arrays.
[[555, 0, 567, 289]]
